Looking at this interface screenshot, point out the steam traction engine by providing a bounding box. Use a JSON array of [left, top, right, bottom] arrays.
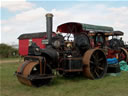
[[16, 13, 127, 87], [88, 30, 128, 63]]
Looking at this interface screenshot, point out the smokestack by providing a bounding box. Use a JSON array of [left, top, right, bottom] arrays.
[[46, 13, 53, 45]]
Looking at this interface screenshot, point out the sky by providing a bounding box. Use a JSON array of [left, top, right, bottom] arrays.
[[1, 0, 128, 45]]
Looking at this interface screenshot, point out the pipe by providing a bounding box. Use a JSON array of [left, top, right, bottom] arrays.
[[46, 13, 53, 45]]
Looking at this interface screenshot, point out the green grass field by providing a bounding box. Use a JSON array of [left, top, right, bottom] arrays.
[[0, 61, 128, 96]]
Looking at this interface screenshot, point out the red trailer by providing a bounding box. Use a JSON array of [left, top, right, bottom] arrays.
[[18, 32, 55, 56]]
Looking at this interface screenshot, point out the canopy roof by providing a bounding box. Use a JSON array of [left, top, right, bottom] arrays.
[[18, 32, 55, 39], [82, 23, 113, 32], [112, 31, 124, 36], [18, 32, 47, 39], [57, 22, 114, 34], [88, 31, 124, 36]]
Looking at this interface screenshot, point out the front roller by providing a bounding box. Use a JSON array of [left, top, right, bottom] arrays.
[[82, 48, 107, 79], [16, 56, 54, 87]]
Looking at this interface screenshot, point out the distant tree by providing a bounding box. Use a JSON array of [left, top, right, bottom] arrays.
[[0, 43, 18, 58]]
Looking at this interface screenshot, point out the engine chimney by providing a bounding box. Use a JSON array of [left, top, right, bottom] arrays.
[[46, 13, 53, 45]]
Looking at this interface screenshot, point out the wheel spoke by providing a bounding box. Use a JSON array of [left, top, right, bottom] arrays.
[[90, 61, 96, 66], [97, 66, 104, 70], [95, 52, 99, 57], [90, 60, 94, 64], [94, 69, 100, 78], [98, 58, 104, 62], [92, 55, 96, 60], [98, 63, 103, 66]]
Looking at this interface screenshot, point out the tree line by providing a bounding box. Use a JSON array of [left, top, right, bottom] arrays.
[[0, 43, 19, 58]]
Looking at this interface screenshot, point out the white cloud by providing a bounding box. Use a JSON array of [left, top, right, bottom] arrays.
[[1, 7, 48, 44], [2, 26, 13, 32], [1, 0, 35, 12], [1, 3, 128, 44]]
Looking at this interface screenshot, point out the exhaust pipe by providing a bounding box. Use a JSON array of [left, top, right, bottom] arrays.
[[46, 13, 53, 46]]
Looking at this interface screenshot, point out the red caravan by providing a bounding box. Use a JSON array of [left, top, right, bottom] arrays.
[[18, 32, 55, 56]]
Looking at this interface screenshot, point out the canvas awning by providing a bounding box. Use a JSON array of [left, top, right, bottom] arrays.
[[57, 22, 114, 34], [82, 23, 113, 32]]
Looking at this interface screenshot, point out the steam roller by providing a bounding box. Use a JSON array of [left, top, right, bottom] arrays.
[[16, 56, 54, 87], [16, 13, 110, 87]]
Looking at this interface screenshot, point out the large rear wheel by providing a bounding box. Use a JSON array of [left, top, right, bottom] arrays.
[[118, 48, 128, 63], [83, 49, 107, 79]]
